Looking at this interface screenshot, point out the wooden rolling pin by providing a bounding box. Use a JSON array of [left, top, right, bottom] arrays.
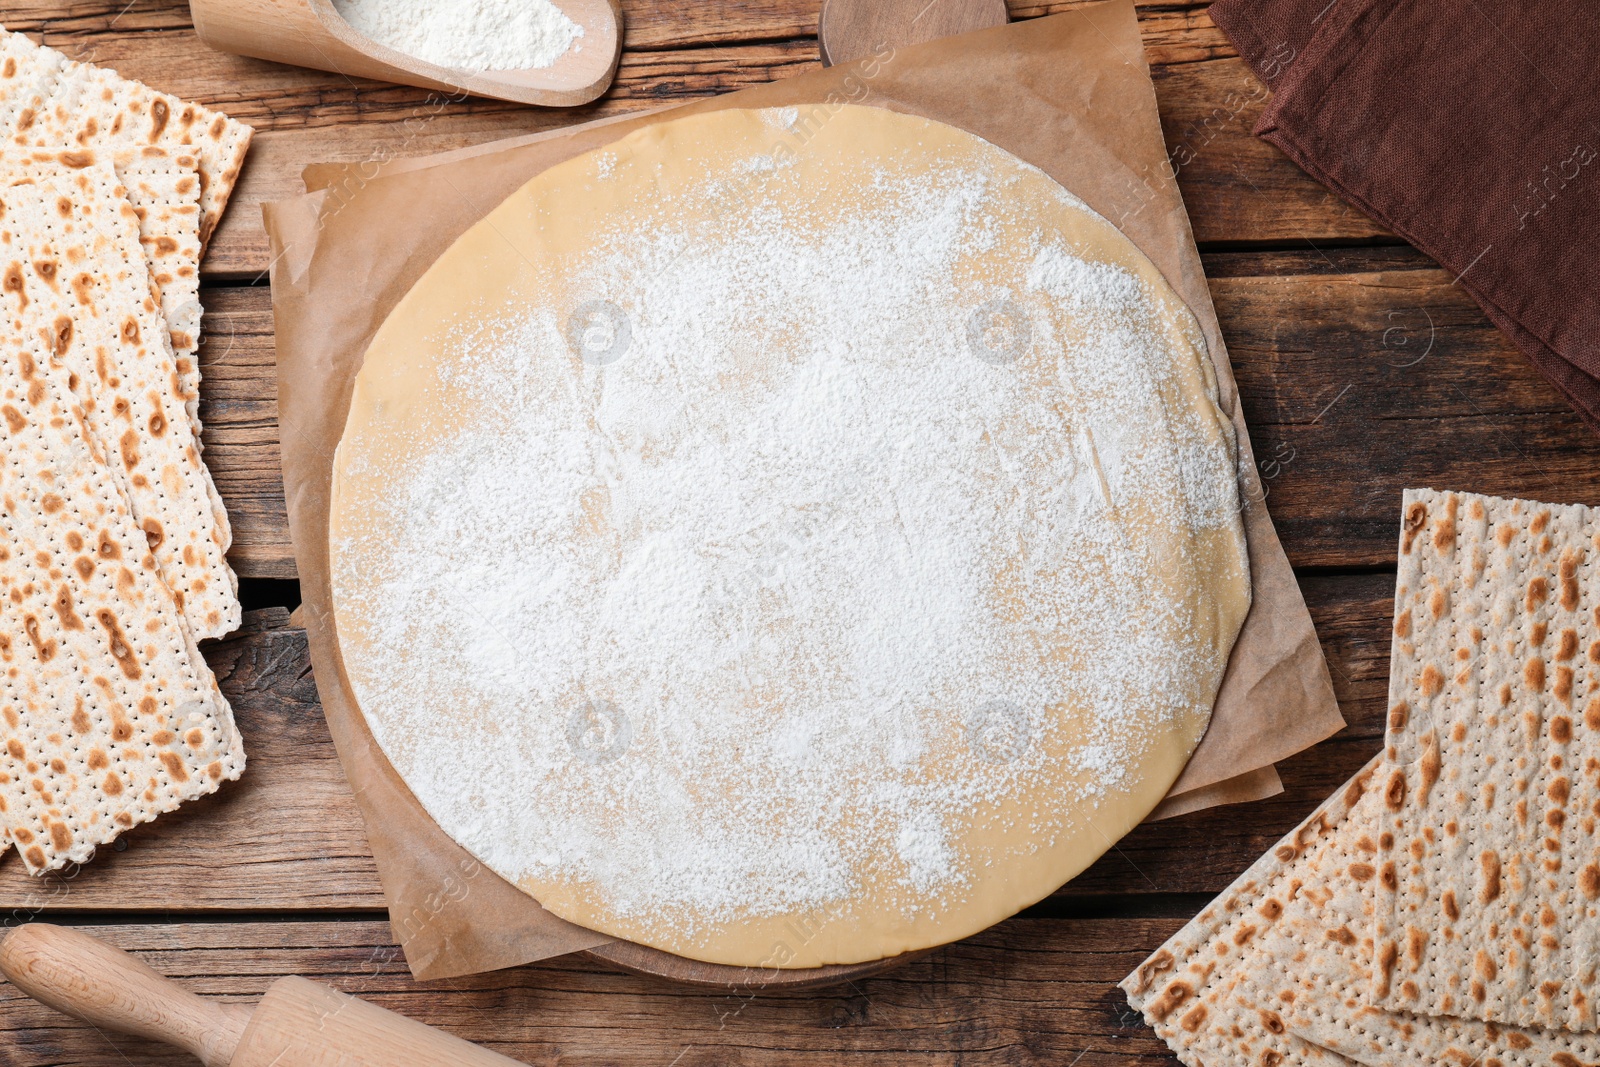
[[0, 924, 528, 1066]]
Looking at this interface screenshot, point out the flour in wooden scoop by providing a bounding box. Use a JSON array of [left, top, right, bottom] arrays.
[[332, 0, 581, 71], [331, 107, 1250, 962]]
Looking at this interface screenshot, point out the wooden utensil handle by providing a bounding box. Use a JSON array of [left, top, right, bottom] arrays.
[[0, 923, 252, 1067]]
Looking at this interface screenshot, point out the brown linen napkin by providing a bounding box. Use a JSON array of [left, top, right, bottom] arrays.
[[1208, 0, 1600, 433]]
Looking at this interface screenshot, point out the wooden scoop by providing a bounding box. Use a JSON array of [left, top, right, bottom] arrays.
[[817, 0, 1008, 66], [0, 924, 527, 1066], [190, 0, 621, 107]]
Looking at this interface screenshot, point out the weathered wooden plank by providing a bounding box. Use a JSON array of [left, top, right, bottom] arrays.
[[197, 246, 1600, 581], [0, 917, 1182, 1066], [1152, 56, 1389, 246], [1213, 260, 1600, 566], [7, 0, 1227, 63], [199, 289, 291, 579], [10, 2, 1381, 278], [0, 610, 380, 914], [0, 576, 1393, 911]]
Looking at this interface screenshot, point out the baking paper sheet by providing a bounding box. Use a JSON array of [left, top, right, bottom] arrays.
[[264, 0, 1344, 981]]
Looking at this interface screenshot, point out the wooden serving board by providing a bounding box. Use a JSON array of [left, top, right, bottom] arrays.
[[582, 940, 928, 991], [817, 0, 1008, 66]]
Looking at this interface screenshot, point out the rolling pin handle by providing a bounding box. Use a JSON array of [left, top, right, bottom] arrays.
[[0, 922, 252, 1066]]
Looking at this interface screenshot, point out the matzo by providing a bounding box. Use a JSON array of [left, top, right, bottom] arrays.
[[118, 149, 205, 433], [1123, 754, 1600, 1067], [1375, 489, 1600, 1031], [118, 152, 203, 358], [0, 145, 208, 436], [0, 189, 242, 874], [112, 152, 228, 537], [1122, 761, 1379, 1067], [0, 164, 239, 639], [0, 31, 60, 136], [0, 27, 251, 245]]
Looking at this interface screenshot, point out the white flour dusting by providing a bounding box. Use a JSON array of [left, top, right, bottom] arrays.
[[333, 0, 581, 71], [333, 112, 1246, 939]]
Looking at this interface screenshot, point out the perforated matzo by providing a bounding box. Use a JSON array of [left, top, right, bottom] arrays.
[[1375, 488, 1600, 1031], [0, 164, 238, 639], [0, 27, 251, 245], [0, 180, 242, 873], [1124, 749, 1600, 1067]]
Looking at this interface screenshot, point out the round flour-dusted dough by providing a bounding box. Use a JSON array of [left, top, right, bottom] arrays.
[[330, 105, 1251, 968]]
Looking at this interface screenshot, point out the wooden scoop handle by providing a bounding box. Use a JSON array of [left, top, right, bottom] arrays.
[[0, 923, 252, 1067]]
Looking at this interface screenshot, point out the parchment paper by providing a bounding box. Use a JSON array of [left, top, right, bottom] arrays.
[[263, 0, 1344, 981]]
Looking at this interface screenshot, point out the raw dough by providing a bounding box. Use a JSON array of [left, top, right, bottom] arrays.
[[329, 105, 1251, 968]]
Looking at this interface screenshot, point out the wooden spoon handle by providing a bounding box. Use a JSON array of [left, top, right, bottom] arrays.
[[0, 923, 251, 1067]]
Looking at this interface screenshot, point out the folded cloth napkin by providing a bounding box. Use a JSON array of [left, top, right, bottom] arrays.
[[1209, 0, 1600, 432]]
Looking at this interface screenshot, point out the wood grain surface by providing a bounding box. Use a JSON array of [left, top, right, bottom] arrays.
[[0, 918, 1187, 1067], [0, 0, 1593, 1063]]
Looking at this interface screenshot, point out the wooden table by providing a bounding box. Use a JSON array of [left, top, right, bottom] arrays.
[[3, 2, 1596, 1063]]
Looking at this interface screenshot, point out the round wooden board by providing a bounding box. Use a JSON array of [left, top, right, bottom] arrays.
[[582, 940, 929, 990], [817, 0, 1007, 66]]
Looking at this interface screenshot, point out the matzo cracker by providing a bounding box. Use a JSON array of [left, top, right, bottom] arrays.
[[0, 194, 242, 873], [1374, 488, 1600, 1031], [0, 27, 251, 246], [1123, 752, 1600, 1066], [0, 163, 239, 639]]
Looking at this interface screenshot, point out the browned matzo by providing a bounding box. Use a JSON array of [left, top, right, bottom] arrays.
[[0, 163, 239, 639], [0, 175, 243, 873], [1123, 751, 1600, 1067], [1375, 488, 1600, 1031], [0, 27, 251, 246]]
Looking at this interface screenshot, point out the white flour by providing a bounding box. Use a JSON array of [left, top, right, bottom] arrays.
[[333, 0, 582, 71], [333, 115, 1245, 938]]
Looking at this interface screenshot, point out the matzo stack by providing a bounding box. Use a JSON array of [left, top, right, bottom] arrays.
[[0, 27, 251, 246], [2, 146, 211, 439], [0, 164, 240, 640], [1375, 488, 1600, 1031], [1122, 754, 1600, 1067], [0, 189, 242, 874], [120, 150, 204, 376], [118, 148, 211, 448], [0, 25, 255, 453], [1122, 762, 1377, 1067]]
